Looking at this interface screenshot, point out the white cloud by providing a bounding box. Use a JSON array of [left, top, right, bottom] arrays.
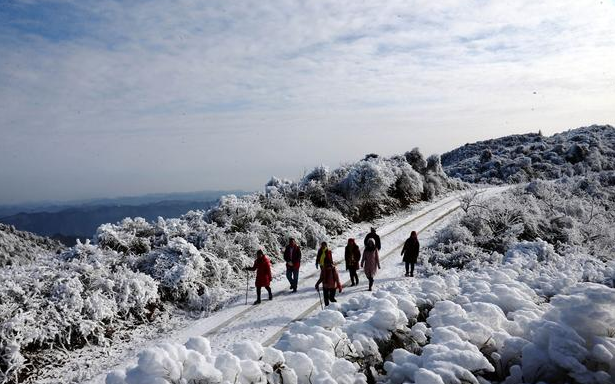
[[0, 0, 614, 203]]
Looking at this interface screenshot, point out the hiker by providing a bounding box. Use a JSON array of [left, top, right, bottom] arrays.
[[284, 238, 302, 293], [244, 250, 272, 305], [364, 227, 381, 251], [315, 253, 342, 306], [401, 231, 420, 277], [361, 238, 380, 291], [315, 241, 331, 269], [344, 238, 361, 286]]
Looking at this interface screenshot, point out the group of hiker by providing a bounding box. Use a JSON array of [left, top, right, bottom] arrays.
[[244, 227, 420, 305]]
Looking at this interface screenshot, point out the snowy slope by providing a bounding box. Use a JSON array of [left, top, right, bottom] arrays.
[[0, 223, 63, 266], [442, 124, 615, 184], [103, 183, 615, 384], [83, 186, 508, 384], [1, 148, 464, 384]]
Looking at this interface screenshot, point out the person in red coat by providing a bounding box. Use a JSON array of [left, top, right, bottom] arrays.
[[315, 254, 342, 306], [344, 238, 361, 286], [244, 250, 272, 304]]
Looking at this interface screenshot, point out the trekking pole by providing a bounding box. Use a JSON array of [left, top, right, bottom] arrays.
[[245, 270, 249, 305], [316, 287, 324, 310]]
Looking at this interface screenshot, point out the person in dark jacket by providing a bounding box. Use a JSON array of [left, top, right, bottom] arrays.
[[401, 231, 419, 277], [244, 250, 272, 304], [364, 227, 381, 251], [284, 238, 302, 292], [344, 238, 361, 286], [315, 253, 342, 306], [315, 241, 331, 269]]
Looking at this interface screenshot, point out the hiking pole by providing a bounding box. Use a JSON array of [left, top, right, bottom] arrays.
[[316, 287, 324, 310], [245, 270, 249, 305]]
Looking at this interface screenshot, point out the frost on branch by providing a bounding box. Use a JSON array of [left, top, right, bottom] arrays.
[[0, 242, 158, 382]]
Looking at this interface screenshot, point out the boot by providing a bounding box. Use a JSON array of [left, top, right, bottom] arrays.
[[268, 289, 273, 300], [253, 299, 261, 305]]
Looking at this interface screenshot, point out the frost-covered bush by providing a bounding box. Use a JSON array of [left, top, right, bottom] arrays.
[[0, 224, 63, 267], [135, 238, 234, 311], [2, 146, 463, 382], [89, 148, 461, 312], [95, 217, 155, 255], [384, 245, 615, 384], [430, 176, 615, 270], [0, 242, 159, 382], [405, 147, 427, 173], [442, 125, 615, 184], [106, 230, 615, 384]]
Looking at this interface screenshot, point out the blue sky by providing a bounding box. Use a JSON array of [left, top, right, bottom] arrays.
[[1, 0, 614, 204]]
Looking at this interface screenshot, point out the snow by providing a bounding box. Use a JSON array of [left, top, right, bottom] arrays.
[[16, 186, 456, 384], [442, 125, 615, 184], [4, 126, 615, 384], [103, 179, 615, 384], [1, 147, 464, 383], [0, 223, 63, 267], [98, 188, 508, 384]]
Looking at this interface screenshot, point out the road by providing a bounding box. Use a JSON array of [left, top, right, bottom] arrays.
[[85, 186, 508, 383]]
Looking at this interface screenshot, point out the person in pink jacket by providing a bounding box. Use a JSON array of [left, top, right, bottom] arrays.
[[361, 238, 381, 291]]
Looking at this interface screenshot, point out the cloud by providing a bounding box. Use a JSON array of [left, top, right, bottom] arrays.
[[0, 0, 614, 203]]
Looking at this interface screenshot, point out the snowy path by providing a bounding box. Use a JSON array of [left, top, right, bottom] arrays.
[[87, 186, 508, 383], [198, 187, 511, 353]]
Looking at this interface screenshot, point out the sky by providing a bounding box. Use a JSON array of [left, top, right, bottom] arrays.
[[0, 0, 614, 204]]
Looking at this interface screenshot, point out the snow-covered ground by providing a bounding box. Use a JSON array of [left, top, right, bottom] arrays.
[[101, 182, 615, 384], [81, 186, 508, 384]]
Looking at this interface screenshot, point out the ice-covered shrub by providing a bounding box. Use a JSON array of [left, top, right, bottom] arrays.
[[442, 125, 615, 184], [0, 242, 159, 382], [430, 176, 615, 270], [384, 246, 615, 384], [339, 158, 396, 201], [390, 163, 424, 205], [405, 147, 427, 173], [135, 238, 233, 310], [88, 147, 460, 314], [4, 145, 463, 382], [0, 224, 63, 267], [105, 231, 615, 384]]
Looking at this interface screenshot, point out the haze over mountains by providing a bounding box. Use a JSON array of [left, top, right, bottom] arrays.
[[0, 190, 245, 245]]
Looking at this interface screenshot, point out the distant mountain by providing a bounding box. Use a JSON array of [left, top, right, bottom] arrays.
[[0, 223, 64, 267], [441, 125, 615, 184], [0, 198, 232, 246], [0, 189, 246, 218]]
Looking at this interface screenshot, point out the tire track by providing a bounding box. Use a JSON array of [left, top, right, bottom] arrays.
[[201, 195, 461, 339], [262, 202, 462, 346]]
